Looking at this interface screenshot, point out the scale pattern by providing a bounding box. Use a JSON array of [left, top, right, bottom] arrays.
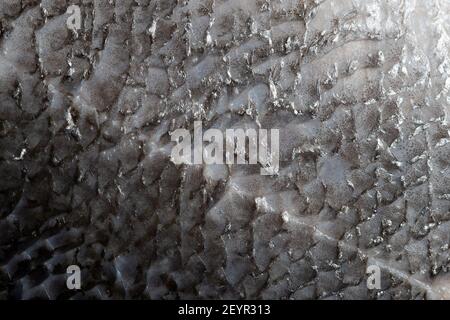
[[1, 0, 450, 300]]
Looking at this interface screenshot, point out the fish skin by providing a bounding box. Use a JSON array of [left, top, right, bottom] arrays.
[[0, 0, 450, 300]]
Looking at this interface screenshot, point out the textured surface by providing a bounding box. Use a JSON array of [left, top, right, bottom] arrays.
[[1, 0, 450, 300]]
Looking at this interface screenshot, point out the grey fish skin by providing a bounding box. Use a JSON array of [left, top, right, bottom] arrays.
[[1, 0, 450, 300]]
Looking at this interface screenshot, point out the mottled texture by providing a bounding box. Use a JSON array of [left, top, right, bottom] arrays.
[[1, 0, 450, 300]]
